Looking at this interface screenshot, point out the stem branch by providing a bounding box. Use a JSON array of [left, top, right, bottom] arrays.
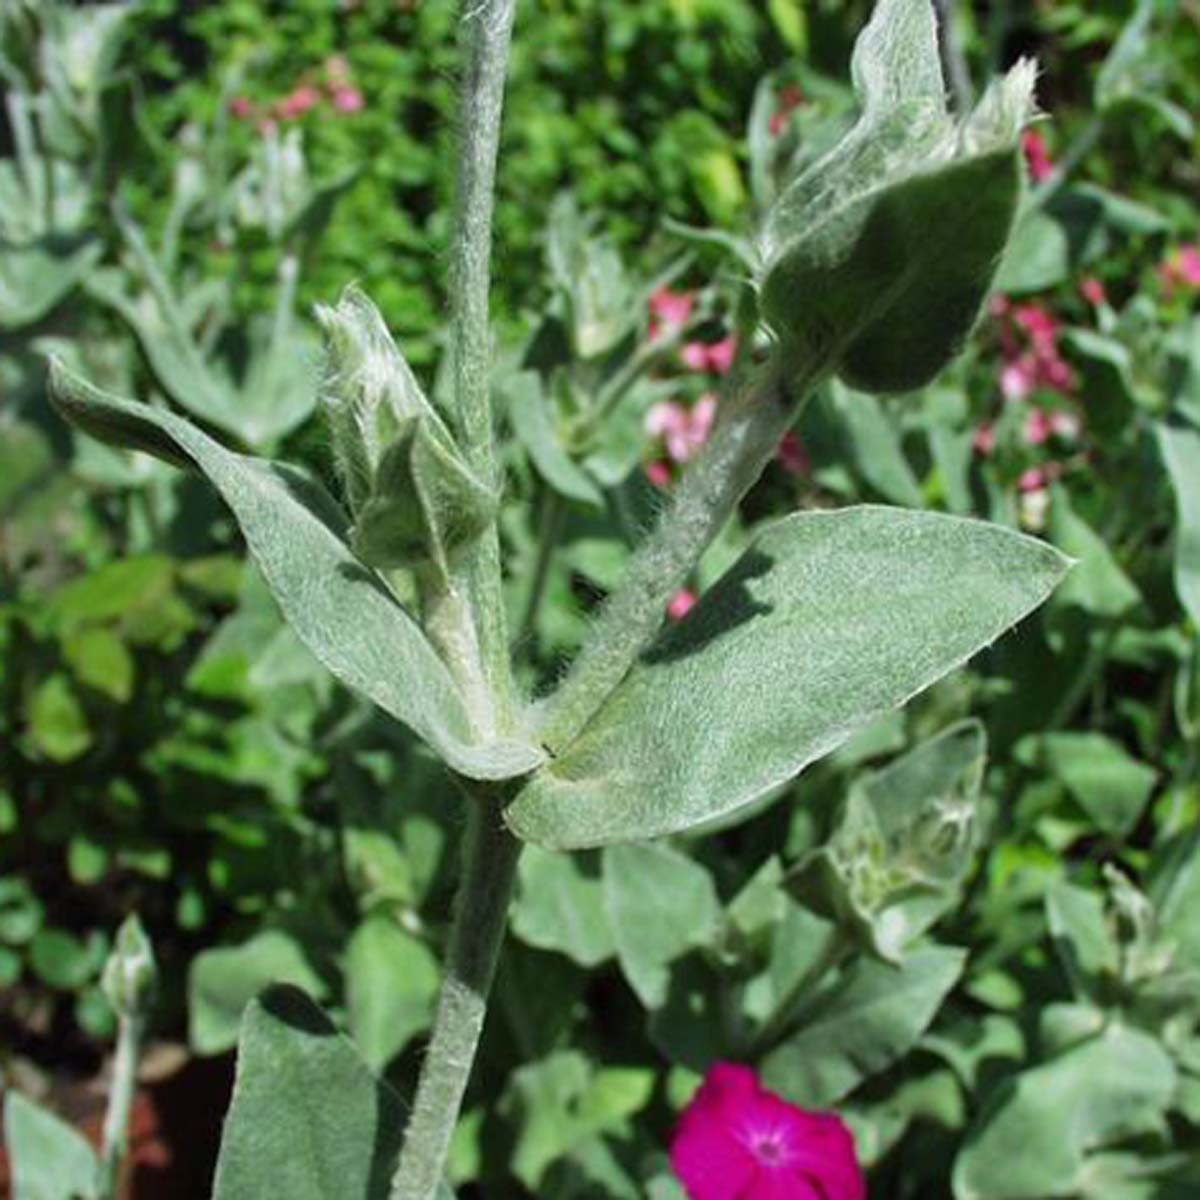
[[96, 1014, 143, 1200], [540, 350, 824, 752]]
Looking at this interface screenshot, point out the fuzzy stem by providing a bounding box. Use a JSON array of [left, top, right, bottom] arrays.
[[96, 1013, 144, 1200], [444, 0, 520, 731], [539, 348, 825, 753], [390, 802, 522, 1200], [933, 0, 973, 114]]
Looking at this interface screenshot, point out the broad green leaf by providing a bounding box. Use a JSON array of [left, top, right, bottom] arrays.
[[27, 673, 91, 762], [62, 626, 134, 703], [504, 372, 604, 508], [1045, 882, 1119, 1002], [993, 211, 1071, 295], [1150, 828, 1200, 971], [345, 914, 439, 1071], [761, 943, 966, 1106], [1018, 732, 1157, 837], [30, 928, 102, 991], [507, 507, 1067, 848], [500, 1051, 654, 1190], [952, 1025, 1176, 1199], [602, 842, 721, 1008], [0, 237, 100, 329], [189, 929, 327, 1055], [49, 360, 543, 782], [1047, 488, 1140, 619], [828, 383, 923, 507], [3, 1091, 97, 1200], [1157, 423, 1200, 628], [1063, 331, 1136, 439], [758, 0, 1033, 392], [211, 986, 405, 1200], [511, 847, 615, 967]]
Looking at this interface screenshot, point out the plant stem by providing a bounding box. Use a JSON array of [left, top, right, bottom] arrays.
[[445, 0, 520, 732], [96, 1013, 144, 1200], [390, 801, 522, 1200], [539, 349, 824, 753], [933, 0, 973, 114]]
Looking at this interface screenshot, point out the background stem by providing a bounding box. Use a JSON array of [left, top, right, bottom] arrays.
[[96, 1013, 143, 1200], [390, 801, 522, 1200]]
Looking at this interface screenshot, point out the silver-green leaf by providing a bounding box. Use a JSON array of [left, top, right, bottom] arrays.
[[49, 360, 543, 782], [506, 507, 1068, 849]]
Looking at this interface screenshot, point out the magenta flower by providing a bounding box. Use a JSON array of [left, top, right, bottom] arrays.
[[228, 95, 253, 120], [649, 287, 695, 341], [671, 1063, 866, 1200], [1021, 128, 1054, 183], [1079, 277, 1107, 307], [1024, 407, 1052, 445], [667, 588, 698, 621]]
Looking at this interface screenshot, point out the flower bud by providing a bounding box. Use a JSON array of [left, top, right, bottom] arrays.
[[317, 286, 497, 572], [101, 914, 157, 1020]]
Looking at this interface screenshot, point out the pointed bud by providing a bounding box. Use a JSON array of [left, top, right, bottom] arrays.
[[101, 914, 157, 1019]]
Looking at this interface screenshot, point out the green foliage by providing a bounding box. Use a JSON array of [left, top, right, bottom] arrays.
[[5, 0, 1200, 1195]]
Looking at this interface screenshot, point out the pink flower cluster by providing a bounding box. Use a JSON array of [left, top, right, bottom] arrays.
[[1160, 244, 1200, 297], [229, 56, 364, 129], [993, 298, 1077, 404], [1021, 128, 1054, 184], [671, 1063, 866, 1200], [645, 394, 718, 486]]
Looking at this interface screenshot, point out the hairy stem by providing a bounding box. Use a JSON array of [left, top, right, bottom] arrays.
[[445, 0, 520, 731], [539, 349, 825, 753], [96, 1013, 144, 1200], [517, 489, 566, 653], [390, 801, 522, 1200], [933, 0, 973, 114]]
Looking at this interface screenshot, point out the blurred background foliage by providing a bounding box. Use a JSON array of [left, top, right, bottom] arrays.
[[4, 0, 1200, 1196]]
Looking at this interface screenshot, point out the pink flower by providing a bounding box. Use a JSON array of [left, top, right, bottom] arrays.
[[1013, 304, 1059, 352], [1021, 128, 1054, 184], [667, 589, 698, 621], [972, 423, 997, 456], [706, 336, 738, 375], [649, 287, 695, 341], [776, 431, 810, 476], [331, 85, 364, 114], [1018, 466, 1047, 493], [1000, 357, 1037, 402], [646, 394, 718, 465], [1079, 278, 1107, 307], [278, 84, 320, 119], [645, 459, 673, 488], [228, 95, 253, 120], [671, 1063, 866, 1200], [1161, 244, 1200, 295], [325, 54, 352, 85], [681, 337, 738, 375]]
